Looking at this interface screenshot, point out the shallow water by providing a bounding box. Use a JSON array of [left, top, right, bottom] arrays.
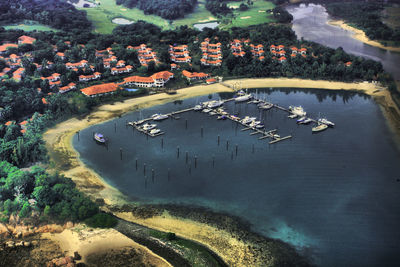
[[286, 3, 400, 80], [112, 18, 134, 25], [74, 88, 400, 266], [193, 22, 219, 31]]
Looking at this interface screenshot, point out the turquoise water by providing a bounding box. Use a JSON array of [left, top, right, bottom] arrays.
[[74, 88, 400, 266]]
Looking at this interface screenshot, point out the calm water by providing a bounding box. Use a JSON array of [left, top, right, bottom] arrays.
[[286, 4, 400, 80], [74, 89, 400, 266], [193, 21, 220, 31]]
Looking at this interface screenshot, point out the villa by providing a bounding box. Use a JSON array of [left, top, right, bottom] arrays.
[[80, 83, 120, 97]]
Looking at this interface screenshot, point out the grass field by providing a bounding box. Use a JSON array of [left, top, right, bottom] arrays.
[[3, 20, 59, 32], [222, 0, 275, 28], [80, 0, 275, 34]]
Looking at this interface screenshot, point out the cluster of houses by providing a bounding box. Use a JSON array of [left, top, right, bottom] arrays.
[[250, 44, 265, 61], [200, 38, 223, 67], [128, 44, 158, 67], [169, 45, 191, 64], [230, 39, 248, 58], [270, 45, 308, 63]]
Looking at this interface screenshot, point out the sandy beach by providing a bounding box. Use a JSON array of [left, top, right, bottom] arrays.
[[44, 78, 400, 265], [328, 20, 400, 53], [43, 226, 171, 266]]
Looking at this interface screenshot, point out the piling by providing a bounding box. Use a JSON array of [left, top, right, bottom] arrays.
[[186, 151, 188, 164], [143, 163, 146, 176], [135, 158, 138, 171], [152, 169, 154, 183], [231, 151, 234, 160], [226, 140, 229, 151], [212, 156, 215, 167], [189, 165, 191, 175], [185, 119, 188, 129], [120, 148, 122, 160], [235, 144, 238, 156], [77, 131, 80, 141], [195, 156, 197, 168], [177, 146, 180, 158], [201, 127, 203, 137], [114, 123, 117, 132], [161, 138, 164, 149], [217, 135, 220, 145]]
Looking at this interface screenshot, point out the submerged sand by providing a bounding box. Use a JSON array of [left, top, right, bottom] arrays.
[[328, 20, 400, 53], [44, 78, 400, 266]]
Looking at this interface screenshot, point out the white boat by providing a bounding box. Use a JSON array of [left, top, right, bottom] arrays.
[[299, 118, 313, 124], [152, 113, 168, 121], [288, 114, 298, 119], [217, 115, 227, 120], [230, 115, 240, 121], [141, 123, 157, 131], [235, 94, 252, 102], [236, 90, 245, 96], [149, 128, 161, 135], [258, 103, 273, 110], [249, 120, 262, 127], [207, 100, 224, 109], [135, 119, 145, 125], [289, 106, 306, 117], [194, 104, 203, 111], [297, 116, 306, 123], [255, 124, 264, 129], [312, 123, 328, 133], [272, 134, 280, 139], [202, 108, 211, 113], [241, 116, 256, 124], [318, 118, 335, 127], [209, 111, 217, 116]]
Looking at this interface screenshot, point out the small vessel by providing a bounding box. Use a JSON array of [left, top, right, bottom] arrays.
[[152, 113, 168, 121], [93, 133, 106, 144], [258, 103, 273, 110], [255, 124, 265, 129], [209, 111, 217, 116], [236, 90, 245, 96], [141, 123, 157, 131], [235, 94, 252, 102], [288, 114, 298, 119], [312, 123, 328, 133], [249, 120, 262, 127], [299, 118, 313, 124], [273, 134, 281, 139], [207, 100, 224, 109], [194, 104, 203, 111], [318, 118, 335, 127], [135, 119, 146, 125], [230, 115, 240, 121], [217, 115, 227, 120], [289, 106, 306, 117], [149, 128, 161, 135], [241, 116, 256, 124], [297, 116, 306, 123], [202, 108, 211, 113]]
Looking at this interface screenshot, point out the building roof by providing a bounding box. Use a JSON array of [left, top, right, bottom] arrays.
[[18, 35, 36, 44], [81, 83, 119, 96], [0, 43, 18, 52], [123, 76, 154, 83], [151, 71, 174, 81]]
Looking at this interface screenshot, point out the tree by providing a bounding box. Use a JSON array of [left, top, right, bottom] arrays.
[[18, 201, 30, 218]]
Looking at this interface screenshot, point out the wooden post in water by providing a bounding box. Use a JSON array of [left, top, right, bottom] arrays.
[[186, 151, 188, 164], [114, 123, 117, 132], [143, 163, 146, 176], [177, 147, 180, 158], [152, 169, 154, 183], [144, 177, 147, 189], [217, 135, 220, 146], [235, 144, 238, 156], [135, 158, 138, 171], [185, 119, 188, 129], [201, 127, 203, 137], [231, 151, 234, 160], [194, 156, 197, 168], [161, 138, 164, 149], [226, 140, 229, 151], [212, 156, 215, 167], [120, 148, 122, 160], [77, 131, 80, 141]]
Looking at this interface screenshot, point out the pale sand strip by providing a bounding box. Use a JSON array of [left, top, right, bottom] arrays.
[[328, 20, 400, 53], [43, 226, 171, 266], [44, 78, 400, 266]]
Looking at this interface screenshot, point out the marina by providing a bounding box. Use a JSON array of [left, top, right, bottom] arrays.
[[126, 90, 332, 144]]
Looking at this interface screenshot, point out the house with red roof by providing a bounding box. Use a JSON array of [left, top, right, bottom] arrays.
[[182, 70, 209, 81], [18, 35, 36, 45], [12, 68, 25, 82], [206, 78, 217, 84], [66, 60, 88, 70], [345, 61, 352, 67], [0, 43, 18, 54], [169, 45, 191, 63], [79, 72, 101, 82], [111, 65, 133, 75], [56, 52, 65, 60], [122, 71, 174, 88], [278, 56, 287, 63], [299, 48, 307, 55], [59, 83, 76, 93], [81, 83, 120, 97]]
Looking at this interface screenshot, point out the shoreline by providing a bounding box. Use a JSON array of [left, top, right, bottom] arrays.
[[328, 20, 400, 53], [43, 77, 400, 265]]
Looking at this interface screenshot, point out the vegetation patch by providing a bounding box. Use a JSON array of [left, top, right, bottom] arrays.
[[3, 21, 59, 32]]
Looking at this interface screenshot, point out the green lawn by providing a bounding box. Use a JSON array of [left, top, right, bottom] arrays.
[[81, 0, 275, 34], [3, 21, 59, 32], [222, 0, 275, 28]]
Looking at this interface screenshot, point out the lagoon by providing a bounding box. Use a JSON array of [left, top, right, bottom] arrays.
[[74, 88, 400, 266]]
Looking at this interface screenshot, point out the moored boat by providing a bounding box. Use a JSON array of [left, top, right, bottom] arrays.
[[235, 94, 252, 102], [289, 106, 306, 117], [93, 133, 106, 144], [207, 100, 224, 109], [194, 104, 203, 111], [149, 128, 161, 135], [217, 115, 227, 120], [141, 123, 157, 131], [312, 123, 328, 133], [299, 118, 313, 124], [318, 118, 335, 127], [258, 103, 273, 110], [152, 113, 169, 121]]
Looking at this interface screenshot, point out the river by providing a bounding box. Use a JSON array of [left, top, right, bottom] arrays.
[[286, 3, 400, 80], [74, 89, 400, 266]]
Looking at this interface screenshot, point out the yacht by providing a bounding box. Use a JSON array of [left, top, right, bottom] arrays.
[[217, 115, 227, 120], [312, 123, 328, 133], [236, 90, 246, 96], [152, 113, 168, 121], [299, 118, 313, 124], [235, 94, 252, 102], [207, 100, 224, 109], [194, 104, 203, 111], [141, 123, 157, 131], [230, 115, 240, 121], [289, 106, 306, 117], [149, 129, 161, 135], [318, 118, 335, 127], [288, 114, 298, 119], [297, 117, 307, 123], [209, 111, 217, 116], [258, 103, 273, 110], [241, 116, 256, 124], [202, 108, 211, 113]]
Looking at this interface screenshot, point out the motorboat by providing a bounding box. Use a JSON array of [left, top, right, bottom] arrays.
[[241, 116, 256, 124], [235, 94, 252, 102], [209, 111, 217, 116], [93, 133, 106, 144], [152, 113, 168, 121], [194, 104, 203, 111], [217, 115, 227, 120], [272, 134, 280, 139], [249, 120, 262, 127], [289, 106, 306, 117], [236, 90, 245, 96], [149, 128, 161, 135], [318, 118, 335, 127], [135, 119, 146, 125], [299, 118, 313, 124], [288, 114, 298, 119], [230, 115, 240, 121], [255, 124, 264, 129], [141, 123, 157, 131], [312, 123, 328, 133], [202, 108, 211, 113], [207, 100, 224, 109], [258, 103, 273, 110], [297, 116, 306, 123]]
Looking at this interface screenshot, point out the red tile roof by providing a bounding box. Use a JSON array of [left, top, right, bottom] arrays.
[[0, 43, 18, 52], [81, 83, 119, 96], [18, 35, 36, 44]]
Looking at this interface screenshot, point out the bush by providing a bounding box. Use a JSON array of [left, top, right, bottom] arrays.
[[167, 232, 176, 241], [84, 213, 118, 228]]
